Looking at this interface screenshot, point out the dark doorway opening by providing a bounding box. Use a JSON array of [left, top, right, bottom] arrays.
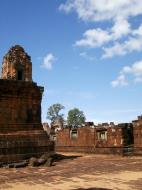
[[27, 109, 33, 123], [127, 126, 134, 145], [17, 70, 23, 80], [123, 124, 134, 145]]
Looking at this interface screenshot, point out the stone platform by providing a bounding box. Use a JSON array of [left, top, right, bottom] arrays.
[[0, 79, 54, 164], [0, 130, 54, 163]]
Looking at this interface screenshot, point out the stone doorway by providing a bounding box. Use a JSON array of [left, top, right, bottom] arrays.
[[127, 125, 134, 145], [17, 70, 23, 80]]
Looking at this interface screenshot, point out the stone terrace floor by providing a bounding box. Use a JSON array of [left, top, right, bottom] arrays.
[[0, 153, 142, 190]]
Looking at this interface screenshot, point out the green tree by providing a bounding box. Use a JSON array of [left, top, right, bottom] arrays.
[[47, 103, 65, 125], [67, 108, 86, 128]]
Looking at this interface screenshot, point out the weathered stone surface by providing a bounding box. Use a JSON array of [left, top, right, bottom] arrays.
[[1, 45, 32, 81], [29, 157, 39, 167], [0, 80, 42, 128], [56, 127, 98, 153], [56, 124, 134, 155], [133, 116, 142, 155], [0, 45, 54, 164], [28, 154, 53, 167], [45, 157, 53, 167]]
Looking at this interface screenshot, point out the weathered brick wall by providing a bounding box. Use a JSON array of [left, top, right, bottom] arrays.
[[56, 126, 127, 154], [133, 117, 142, 155], [0, 79, 42, 130], [0, 131, 54, 163], [0, 79, 54, 163], [107, 127, 124, 147], [56, 127, 95, 153], [94, 127, 125, 154]]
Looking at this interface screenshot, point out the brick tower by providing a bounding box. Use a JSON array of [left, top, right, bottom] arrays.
[[0, 45, 54, 163], [1, 45, 32, 81]]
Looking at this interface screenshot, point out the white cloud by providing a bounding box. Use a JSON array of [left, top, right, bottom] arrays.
[[103, 24, 142, 58], [75, 18, 132, 50], [111, 17, 131, 39], [60, 0, 142, 58], [122, 60, 142, 76], [42, 53, 56, 70], [112, 60, 142, 87], [59, 0, 142, 22], [79, 52, 96, 61], [103, 43, 126, 58], [121, 66, 132, 74], [75, 28, 111, 48], [111, 74, 128, 87]]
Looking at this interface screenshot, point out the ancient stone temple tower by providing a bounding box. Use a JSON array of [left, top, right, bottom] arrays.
[[1, 45, 32, 81], [0, 45, 54, 163]]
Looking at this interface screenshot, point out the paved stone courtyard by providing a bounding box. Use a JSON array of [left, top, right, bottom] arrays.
[[0, 153, 142, 190]]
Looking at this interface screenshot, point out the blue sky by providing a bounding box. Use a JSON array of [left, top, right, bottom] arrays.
[[0, 0, 142, 123]]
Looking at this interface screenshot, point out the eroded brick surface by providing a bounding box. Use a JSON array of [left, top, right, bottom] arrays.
[[56, 119, 142, 155], [0, 45, 54, 163]]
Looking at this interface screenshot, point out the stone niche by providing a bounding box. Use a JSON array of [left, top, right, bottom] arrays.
[[0, 45, 54, 163]]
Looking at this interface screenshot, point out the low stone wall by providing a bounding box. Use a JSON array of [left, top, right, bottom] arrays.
[[56, 146, 95, 153], [56, 145, 126, 155], [56, 127, 124, 155]]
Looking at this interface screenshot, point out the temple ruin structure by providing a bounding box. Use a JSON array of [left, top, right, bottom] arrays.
[[0, 45, 54, 164], [56, 117, 142, 156]]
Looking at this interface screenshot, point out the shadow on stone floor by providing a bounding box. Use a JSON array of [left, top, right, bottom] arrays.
[[0, 154, 142, 189], [0, 153, 82, 189], [53, 153, 82, 162]]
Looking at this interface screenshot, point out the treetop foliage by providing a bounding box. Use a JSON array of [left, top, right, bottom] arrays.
[[47, 103, 65, 123], [67, 108, 86, 128]]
